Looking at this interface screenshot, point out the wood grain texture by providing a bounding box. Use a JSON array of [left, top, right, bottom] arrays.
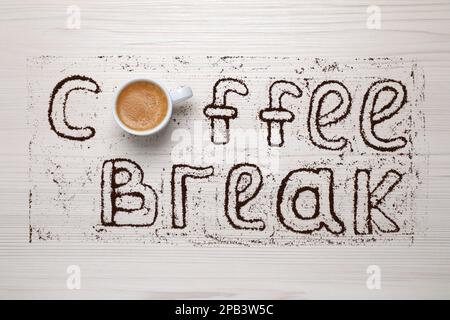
[[1, 0, 450, 299]]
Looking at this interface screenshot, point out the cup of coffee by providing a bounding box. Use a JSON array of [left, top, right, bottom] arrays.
[[113, 79, 193, 136]]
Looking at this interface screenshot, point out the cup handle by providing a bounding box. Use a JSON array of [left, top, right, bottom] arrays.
[[169, 86, 193, 106]]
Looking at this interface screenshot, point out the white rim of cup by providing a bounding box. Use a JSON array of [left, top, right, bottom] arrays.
[[112, 78, 173, 136]]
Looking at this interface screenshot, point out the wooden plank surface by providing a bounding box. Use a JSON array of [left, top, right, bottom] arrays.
[[1, 0, 450, 299]]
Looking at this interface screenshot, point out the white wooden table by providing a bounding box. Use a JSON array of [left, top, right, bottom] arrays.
[[1, 0, 450, 299]]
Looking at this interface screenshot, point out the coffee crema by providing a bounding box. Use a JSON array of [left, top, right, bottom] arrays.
[[116, 81, 169, 131]]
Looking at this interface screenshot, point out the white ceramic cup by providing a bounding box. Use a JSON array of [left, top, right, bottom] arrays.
[[113, 79, 193, 136]]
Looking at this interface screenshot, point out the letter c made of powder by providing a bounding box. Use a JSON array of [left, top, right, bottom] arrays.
[[48, 75, 101, 141]]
